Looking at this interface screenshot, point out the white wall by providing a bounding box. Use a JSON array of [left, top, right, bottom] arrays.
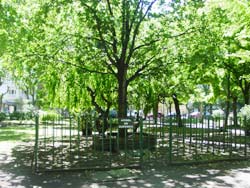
[[0, 76, 33, 113]]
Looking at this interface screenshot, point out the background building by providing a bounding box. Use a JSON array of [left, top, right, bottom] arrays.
[[0, 77, 33, 113]]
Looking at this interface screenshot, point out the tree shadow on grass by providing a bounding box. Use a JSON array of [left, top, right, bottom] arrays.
[[1, 142, 250, 188]]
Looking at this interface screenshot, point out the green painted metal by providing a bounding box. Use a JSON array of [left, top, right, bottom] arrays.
[[34, 115, 39, 172], [33, 114, 250, 172], [169, 116, 173, 164]]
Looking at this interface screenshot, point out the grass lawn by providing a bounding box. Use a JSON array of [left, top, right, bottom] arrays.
[[0, 125, 35, 142]]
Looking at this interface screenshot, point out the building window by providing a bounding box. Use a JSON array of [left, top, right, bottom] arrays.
[[8, 89, 16, 95]]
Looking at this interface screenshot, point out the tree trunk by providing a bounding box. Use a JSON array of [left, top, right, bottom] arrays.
[[118, 75, 128, 118], [232, 96, 238, 126], [224, 74, 231, 127], [153, 97, 159, 124], [209, 104, 213, 116], [0, 94, 3, 112], [117, 69, 128, 137], [199, 103, 204, 121], [243, 90, 250, 105], [172, 94, 182, 127]]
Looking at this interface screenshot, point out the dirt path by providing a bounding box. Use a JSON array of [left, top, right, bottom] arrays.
[[1, 141, 250, 188]]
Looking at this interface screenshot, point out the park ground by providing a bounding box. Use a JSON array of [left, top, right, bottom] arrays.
[[1, 125, 250, 188]]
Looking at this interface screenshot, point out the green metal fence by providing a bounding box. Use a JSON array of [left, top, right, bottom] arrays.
[[33, 115, 250, 172]]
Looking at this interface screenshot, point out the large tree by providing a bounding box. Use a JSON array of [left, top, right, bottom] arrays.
[[7, 0, 168, 120]]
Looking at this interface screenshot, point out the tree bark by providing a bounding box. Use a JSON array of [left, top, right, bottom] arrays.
[[240, 79, 250, 105], [224, 74, 231, 127], [243, 89, 250, 105], [117, 67, 128, 137], [153, 97, 159, 124], [232, 96, 238, 126], [172, 94, 182, 127]]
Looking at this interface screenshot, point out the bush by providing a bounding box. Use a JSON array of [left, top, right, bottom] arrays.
[[239, 105, 250, 129], [24, 112, 34, 120], [9, 111, 35, 120], [9, 112, 25, 120], [212, 109, 224, 120], [41, 111, 60, 122], [0, 113, 6, 122]]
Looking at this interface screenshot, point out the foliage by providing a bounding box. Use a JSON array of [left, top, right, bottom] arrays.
[[40, 111, 60, 122], [239, 105, 250, 128], [0, 112, 6, 122], [2, 0, 250, 121], [9, 112, 34, 120], [212, 109, 224, 120]]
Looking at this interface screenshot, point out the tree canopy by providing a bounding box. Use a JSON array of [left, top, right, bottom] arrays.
[[1, 0, 250, 120]]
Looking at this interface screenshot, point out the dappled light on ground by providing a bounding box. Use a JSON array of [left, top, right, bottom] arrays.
[[1, 141, 250, 187]]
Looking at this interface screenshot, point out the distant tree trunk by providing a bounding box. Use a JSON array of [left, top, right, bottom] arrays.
[[199, 103, 204, 121], [133, 112, 140, 133], [153, 97, 159, 124], [0, 94, 3, 112], [224, 74, 231, 127], [209, 104, 213, 116], [240, 79, 250, 105], [0, 87, 9, 112], [243, 90, 250, 105], [172, 93, 182, 127], [232, 96, 238, 126]]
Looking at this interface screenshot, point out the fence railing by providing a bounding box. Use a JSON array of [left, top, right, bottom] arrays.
[[33, 115, 250, 172]]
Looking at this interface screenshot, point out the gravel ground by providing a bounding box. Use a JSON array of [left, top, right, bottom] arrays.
[[1, 141, 250, 188]]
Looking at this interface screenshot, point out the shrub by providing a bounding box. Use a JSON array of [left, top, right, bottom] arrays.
[[0, 113, 6, 122], [9, 112, 25, 120], [41, 111, 60, 122], [212, 109, 224, 120], [24, 112, 34, 120]]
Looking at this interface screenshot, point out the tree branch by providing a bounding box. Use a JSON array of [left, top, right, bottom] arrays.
[[127, 55, 156, 83], [106, 0, 118, 58], [86, 86, 104, 114], [126, 0, 157, 65], [80, 1, 118, 67]]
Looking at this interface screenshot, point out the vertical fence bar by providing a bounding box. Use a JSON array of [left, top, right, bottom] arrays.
[[239, 117, 242, 152], [169, 116, 173, 164], [230, 117, 233, 157], [189, 117, 192, 155], [161, 117, 165, 157], [60, 115, 64, 167], [234, 118, 237, 149], [44, 116, 46, 150], [139, 118, 143, 167], [212, 117, 215, 155], [70, 116, 72, 151], [109, 118, 112, 168], [195, 117, 198, 160], [77, 116, 80, 155], [117, 118, 120, 154], [244, 116, 247, 158], [52, 117, 55, 165], [218, 116, 221, 153], [201, 117, 204, 153], [182, 117, 186, 157], [34, 115, 39, 172], [207, 117, 210, 153], [102, 117, 104, 153]]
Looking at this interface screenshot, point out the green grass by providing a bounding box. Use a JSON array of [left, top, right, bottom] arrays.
[[0, 125, 35, 141]]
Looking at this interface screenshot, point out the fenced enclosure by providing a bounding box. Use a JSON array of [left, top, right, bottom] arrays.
[[33, 115, 250, 172]]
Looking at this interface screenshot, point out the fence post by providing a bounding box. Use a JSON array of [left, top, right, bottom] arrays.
[[169, 116, 173, 164], [139, 118, 143, 167], [34, 115, 39, 172], [244, 116, 247, 158]]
